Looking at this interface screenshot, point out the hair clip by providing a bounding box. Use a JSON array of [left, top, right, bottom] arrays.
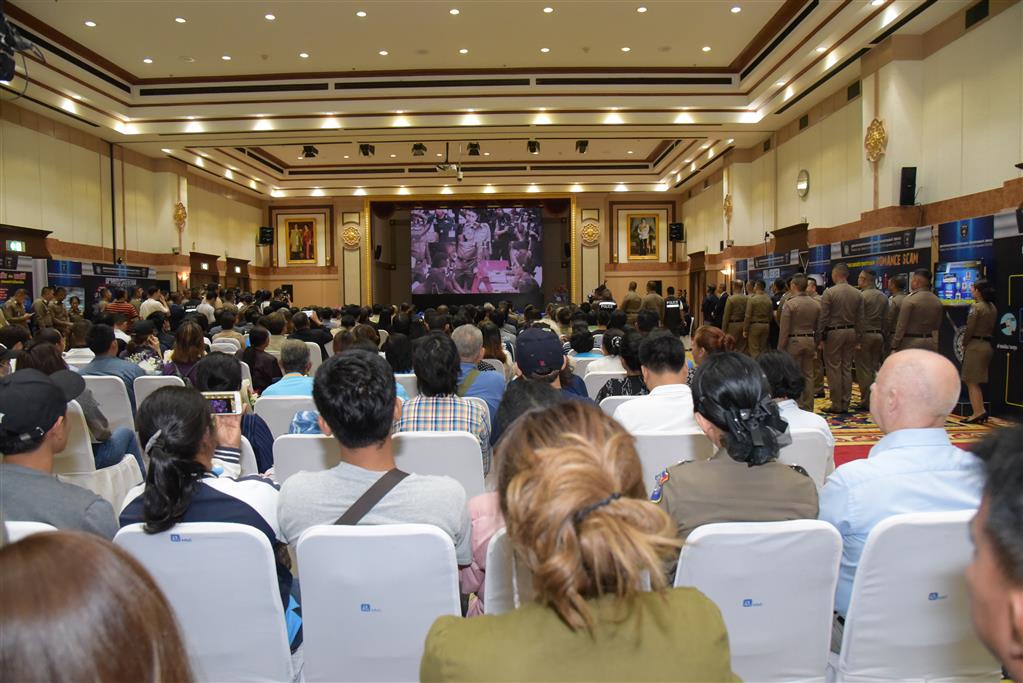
[[573, 492, 622, 524]]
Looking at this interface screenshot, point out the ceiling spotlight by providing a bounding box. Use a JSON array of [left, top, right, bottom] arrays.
[[84, 20, 97, 27], [543, 6, 554, 13], [776, 80, 786, 86], [540, 47, 550, 53], [483, 152, 490, 156], [161, 148, 172, 154], [459, 48, 468, 54], [816, 46, 827, 53], [527, 139, 540, 155], [702, 46, 712, 52], [637, 6, 648, 12], [301, 145, 319, 158], [378, 50, 389, 56], [174, 17, 185, 23], [871, 0, 884, 5], [356, 10, 367, 17], [143, 57, 153, 64], [449, 8, 460, 15], [731, 5, 741, 13], [727, 138, 734, 144], [412, 143, 427, 156], [621, 46, 631, 52], [264, 13, 276, 20], [436, 152, 443, 157], [575, 139, 588, 154], [359, 143, 375, 157], [222, 55, 232, 61], [627, 150, 634, 154], [467, 142, 481, 156], [299, 52, 309, 58]]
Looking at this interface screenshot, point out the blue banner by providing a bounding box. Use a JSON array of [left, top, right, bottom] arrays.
[[937, 216, 994, 262]]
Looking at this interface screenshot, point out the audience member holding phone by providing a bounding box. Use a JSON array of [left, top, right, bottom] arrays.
[[194, 353, 274, 473]]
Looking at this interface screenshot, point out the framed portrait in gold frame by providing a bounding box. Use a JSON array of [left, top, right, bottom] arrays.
[[625, 213, 660, 261], [285, 219, 317, 264]]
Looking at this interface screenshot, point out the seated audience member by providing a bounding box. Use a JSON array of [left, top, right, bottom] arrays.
[[263, 314, 288, 355], [0, 341, 18, 377], [33, 327, 65, 352], [195, 353, 274, 473], [240, 326, 283, 394], [690, 325, 736, 386], [109, 313, 131, 350], [212, 311, 246, 347], [382, 332, 414, 374], [289, 311, 331, 361], [820, 349, 983, 618], [514, 327, 591, 402], [104, 289, 138, 322], [138, 286, 169, 321], [0, 369, 118, 538], [636, 308, 660, 334], [585, 328, 625, 375], [146, 312, 175, 352], [278, 350, 471, 563], [966, 426, 1023, 683], [462, 379, 566, 614], [421, 402, 737, 681], [196, 291, 217, 324], [0, 531, 194, 682], [15, 343, 145, 475], [119, 320, 164, 375], [757, 350, 835, 452], [612, 331, 697, 432], [352, 323, 381, 349], [260, 340, 314, 397], [594, 329, 648, 404], [119, 386, 301, 648], [452, 324, 507, 421], [161, 319, 205, 386], [653, 352, 818, 544], [568, 328, 602, 361], [395, 332, 492, 474], [480, 321, 513, 380], [64, 320, 95, 362], [80, 324, 146, 412]]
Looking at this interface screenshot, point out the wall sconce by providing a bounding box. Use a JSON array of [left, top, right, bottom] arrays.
[[200, 262, 209, 271], [178, 272, 189, 282]]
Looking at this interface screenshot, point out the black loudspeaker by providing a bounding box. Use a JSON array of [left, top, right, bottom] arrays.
[[669, 222, 684, 241], [563, 242, 571, 258], [373, 245, 382, 260], [899, 167, 917, 206], [258, 226, 274, 245]]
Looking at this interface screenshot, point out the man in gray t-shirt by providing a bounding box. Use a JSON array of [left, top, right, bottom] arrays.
[[277, 350, 471, 564]]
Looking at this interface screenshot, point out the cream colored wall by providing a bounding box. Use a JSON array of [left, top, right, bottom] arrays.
[[185, 184, 262, 263], [681, 181, 724, 254]]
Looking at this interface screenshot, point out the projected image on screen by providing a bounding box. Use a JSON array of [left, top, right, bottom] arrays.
[[410, 206, 543, 295]]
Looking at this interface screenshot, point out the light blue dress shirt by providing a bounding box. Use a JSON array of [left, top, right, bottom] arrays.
[[457, 361, 506, 423], [819, 428, 982, 616], [261, 373, 314, 397], [80, 355, 146, 412]]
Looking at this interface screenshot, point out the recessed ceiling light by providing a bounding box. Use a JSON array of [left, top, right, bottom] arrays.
[[378, 50, 389, 56], [870, 0, 884, 5], [344, 155, 350, 159], [543, 6, 554, 13], [299, 52, 309, 58], [627, 150, 633, 154], [816, 46, 827, 53], [161, 148, 172, 154], [540, 47, 550, 53], [264, 13, 276, 20], [71, 93, 83, 100], [389, 154, 397, 158], [436, 153, 443, 157], [702, 46, 712, 52], [174, 17, 186, 23], [356, 10, 367, 17], [199, 152, 209, 157], [459, 48, 468, 54], [483, 151, 490, 156], [222, 55, 232, 61], [143, 57, 153, 64], [727, 138, 734, 144], [449, 8, 460, 15], [731, 5, 742, 13], [776, 80, 786, 86], [621, 46, 631, 52], [637, 6, 647, 12], [84, 20, 96, 27]]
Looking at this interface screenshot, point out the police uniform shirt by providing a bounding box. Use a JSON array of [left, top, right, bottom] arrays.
[[32, 298, 54, 328], [816, 282, 863, 341], [743, 293, 773, 332], [622, 290, 642, 315], [778, 293, 820, 349], [893, 289, 943, 349], [860, 287, 888, 333], [722, 293, 748, 325]]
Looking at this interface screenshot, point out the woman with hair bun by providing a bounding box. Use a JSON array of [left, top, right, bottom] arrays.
[[593, 329, 649, 404], [652, 352, 818, 544], [961, 279, 997, 424], [422, 402, 736, 682], [583, 327, 626, 375], [688, 325, 736, 385]]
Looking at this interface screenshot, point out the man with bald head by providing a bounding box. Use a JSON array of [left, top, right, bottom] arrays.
[[819, 349, 983, 618]]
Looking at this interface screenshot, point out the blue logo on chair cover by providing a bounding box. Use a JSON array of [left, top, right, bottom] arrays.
[[928, 592, 947, 601], [742, 598, 763, 607]]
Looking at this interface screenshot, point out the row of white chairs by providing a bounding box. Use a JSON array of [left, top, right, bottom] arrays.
[[6, 509, 996, 682]]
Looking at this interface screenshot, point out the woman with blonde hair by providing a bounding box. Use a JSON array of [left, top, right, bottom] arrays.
[[162, 318, 205, 385], [422, 402, 736, 682], [0, 531, 194, 682]]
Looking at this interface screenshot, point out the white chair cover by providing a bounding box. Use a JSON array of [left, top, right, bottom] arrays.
[[584, 371, 625, 399], [239, 436, 259, 476], [58, 454, 143, 511], [253, 396, 316, 439], [570, 356, 598, 377], [675, 520, 842, 682], [4, 521, 58, 542], [133, 375, 185, 410], [213, 337, 242, 351], [305, 341, 323, 375], [239, 360, 252, 386], [779, 429, 835, 491], [592, 333, 604, 349], [115, 522, 293, 683], [830, 510, 1001, 682], [483, 527, 535, 615], [463, 396, 492, 432], [82, 375, 135, 433], [478, 357, 505, 375], [395, 373, 419, 399], [631, 431, 715, 495], [377, 329, 389, 347], [296, 524, 460, 682], [272, 434, 343, 483], [393, 431, 485, 498], [210, 342, 240, 355], [599, 394, 638, 416], [54, 400, 97, 474]]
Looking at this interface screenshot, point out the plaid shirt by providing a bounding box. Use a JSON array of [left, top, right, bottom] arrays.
[[394, 395, 492, 475]]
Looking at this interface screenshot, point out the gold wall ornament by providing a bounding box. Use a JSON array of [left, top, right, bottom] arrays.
[[341, 224, 361, 249], [864, 118, 888, 163], [580, 220, 600, 247], [173, 202, 187, 233], [723, 194, 733, 222]]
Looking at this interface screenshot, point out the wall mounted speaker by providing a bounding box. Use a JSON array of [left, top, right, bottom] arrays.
[[373, 245, 382, 260], [669, 222, 684, 241], [899, 167, 917, 206]]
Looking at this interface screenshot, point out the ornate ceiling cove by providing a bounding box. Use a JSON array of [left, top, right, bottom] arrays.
[[1, 0, 967, 198]]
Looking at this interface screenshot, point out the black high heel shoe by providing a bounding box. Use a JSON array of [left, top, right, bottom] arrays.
[[963, 412, 989, 425]]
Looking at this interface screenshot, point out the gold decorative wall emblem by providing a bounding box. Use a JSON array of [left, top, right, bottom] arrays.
[[341, 224, 361, 249], [723, 194, 733, 222], [864, 118, 888, 163], [173, 202, 187, 232], [580, 220, 600, 247]]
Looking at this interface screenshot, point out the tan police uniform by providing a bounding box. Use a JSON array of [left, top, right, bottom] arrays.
[[3, 299, 30, 328], [641, 291, 665, 324], [960, 300, 997, 384], [778, 292, 821, 411], [817, 281, 864, 412], [722, 292, 749, 354], [743, 292, 774, 358], [855, 285, 888, 408], [810, 289, 825, 395], [32, 297, 54, 329], [622, 289, 642, 324], [892, 288, 943, 352], [50, 299, 72, 335], [883, 291, 906, 357]]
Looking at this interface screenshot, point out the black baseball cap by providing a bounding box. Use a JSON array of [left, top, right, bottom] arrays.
[[0, 369, 84, 445], [515, 327, 564, 376]]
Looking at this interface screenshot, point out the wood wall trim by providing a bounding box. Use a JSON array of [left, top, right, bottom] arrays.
[[603, 262, 687, 272], [46, 238, 190, 267]]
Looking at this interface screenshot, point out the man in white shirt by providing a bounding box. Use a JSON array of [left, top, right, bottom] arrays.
[[757, 350, 835, 449], [138, 286, 169, 320], [613, 330, 698, 433], [196, 291, 217, 325]]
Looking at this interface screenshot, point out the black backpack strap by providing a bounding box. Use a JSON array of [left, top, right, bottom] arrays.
[[334, 469, 410, 525]]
